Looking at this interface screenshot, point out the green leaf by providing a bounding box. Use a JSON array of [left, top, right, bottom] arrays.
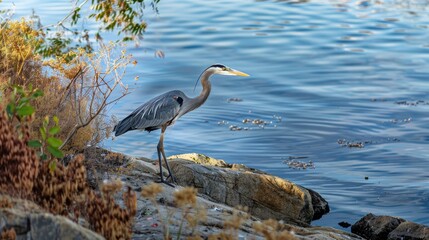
[[53, 116, 59, 125], [17, 105, 34, 117], [6, 103, 14, 116], [32, 90, 43, 98], [40, 127, 46, 140], [28, 140, 42, 148], [47, 145, 64, 158], [19, 97, 30, 104], [49, 126, 60, 135], [40, 153, 48, 161], [47, 137, 62, 148]]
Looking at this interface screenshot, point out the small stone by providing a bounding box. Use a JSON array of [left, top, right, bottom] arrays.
[[338, 221, 351, 228], [227, 98, 243, 102]]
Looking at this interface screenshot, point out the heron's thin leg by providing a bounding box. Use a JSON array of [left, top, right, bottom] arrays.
[[156, 126, 175, 187], [156, 135, 165, 183], [161, 146, 176, 183], [159, 126, 176, 183]]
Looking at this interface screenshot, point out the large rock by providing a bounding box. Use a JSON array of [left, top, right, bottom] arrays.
[[0, 204, 103, 240], [169, 153, 328, 225], [352, 213, 429, 240], [307, 188, 330, 221], [351, 213, 405, 240], [81, 148, 361, 240], [388, 221, 429, 240]]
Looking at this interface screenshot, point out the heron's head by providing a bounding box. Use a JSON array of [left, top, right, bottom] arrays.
[[194, 64, 249, 91], [208, 64, 249, 77]]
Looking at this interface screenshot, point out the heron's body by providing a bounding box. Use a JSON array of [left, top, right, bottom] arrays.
[[113, 90, 189, 135], [113, 64, 249, 186]]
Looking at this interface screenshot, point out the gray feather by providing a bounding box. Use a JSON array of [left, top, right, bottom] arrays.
[[114, 90, 186, 136]]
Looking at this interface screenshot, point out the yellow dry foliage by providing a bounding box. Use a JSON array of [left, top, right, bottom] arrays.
[[0, 19, 130, 152], [0, 19, 43, 84]]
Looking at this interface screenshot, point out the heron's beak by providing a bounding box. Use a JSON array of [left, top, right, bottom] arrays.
[[230, 69, 250, 77]]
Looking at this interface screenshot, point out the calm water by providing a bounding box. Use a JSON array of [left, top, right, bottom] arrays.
[[6, 0, 429, 230]]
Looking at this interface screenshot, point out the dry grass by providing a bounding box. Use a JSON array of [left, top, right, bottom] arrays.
[[0, 105, 137, 240], [0, 20, 43, 86], [0, 106, 39, 198], [0, 197, 12, 209], [87, 182, 137, 239], [253, 219, 297, 240], [0, 228, 16, 240], [32, 155, 87, 215], [0, 19, 132, 152], [141, 182, 297, 240]]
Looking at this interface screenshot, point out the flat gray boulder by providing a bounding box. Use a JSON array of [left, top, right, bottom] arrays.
[[169, 153, 329, 225], [0, 209, 103, 240]]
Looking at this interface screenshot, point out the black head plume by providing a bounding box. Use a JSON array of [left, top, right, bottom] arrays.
[[193, 64, 225, 92]]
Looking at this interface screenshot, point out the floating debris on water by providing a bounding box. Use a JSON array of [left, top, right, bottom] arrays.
[[283, 157, 314, 170], [227, 97, 243, 102], [337, 139, 367, 148], [253, 119, 266, 125], [229, 125, 241, 131], [218, 120, 229, 125], [388, 118, 412, 124], [222, 115, 283, 131], [229, 125, 249, 131], [387, 137, 400, 142], [273, 115, 282, 122], [370, 98, 387, 102], [338, 138, 399, 148], [242, 118, 270, 125], [395, 100, 429, 106], [365, 176, 369, 180], [242, 118, 252, 123]]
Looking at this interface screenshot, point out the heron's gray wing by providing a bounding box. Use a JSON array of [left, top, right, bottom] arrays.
[[114, 90, 185, 136]]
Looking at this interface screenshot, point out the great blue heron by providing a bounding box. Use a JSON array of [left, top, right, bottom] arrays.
[[113, 64, 249, 185]]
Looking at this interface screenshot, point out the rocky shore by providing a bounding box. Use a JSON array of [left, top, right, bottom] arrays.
[[1, 147, 428, 239]]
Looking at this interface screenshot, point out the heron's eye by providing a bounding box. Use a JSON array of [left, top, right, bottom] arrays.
[[222, 67, 227, 71]]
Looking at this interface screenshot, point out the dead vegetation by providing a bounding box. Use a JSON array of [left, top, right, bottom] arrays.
[[141, 182, 298, 240], [0, 228, 16, 240], [0, 19, 132, 152], [87, 182, 137, 239], [0, 105, 137, 240], [0, 107, 39, 198]]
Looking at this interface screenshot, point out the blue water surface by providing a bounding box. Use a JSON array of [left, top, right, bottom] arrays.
[[5, 0, 429, 230]]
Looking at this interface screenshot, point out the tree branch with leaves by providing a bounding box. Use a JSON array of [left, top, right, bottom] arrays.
[[34, 0, 160, 57], [55, 42, 133, 149]]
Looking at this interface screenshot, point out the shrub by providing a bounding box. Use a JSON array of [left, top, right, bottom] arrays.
[[0, 103, 137, 239], [87, 181, 137, 239], [0, 105, 39, 198], [0, 19, 132, 152], [0, 19, 44, 86]]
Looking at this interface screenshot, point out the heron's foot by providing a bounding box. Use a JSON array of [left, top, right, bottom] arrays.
[[165, 174, 177, 184], [155, 177, 175, 188]]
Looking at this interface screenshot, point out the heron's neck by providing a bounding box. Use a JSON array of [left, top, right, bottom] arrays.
[[187, 71, 212, 113]]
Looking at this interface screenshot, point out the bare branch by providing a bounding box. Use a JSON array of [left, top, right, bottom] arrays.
[[59, 42, 133, 149]]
